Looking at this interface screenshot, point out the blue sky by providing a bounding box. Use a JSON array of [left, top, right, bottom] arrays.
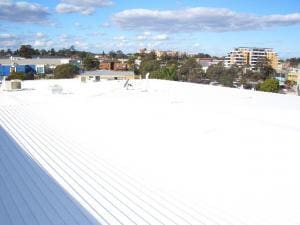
[[0, 0, 299, 58]]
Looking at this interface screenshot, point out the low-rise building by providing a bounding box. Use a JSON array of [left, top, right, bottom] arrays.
[[79, 70, 135, 82], [287, 68, 300, 83], [196, 58, 223, 72], [100, 59, 128, 71], [0, 57, 81, 78]]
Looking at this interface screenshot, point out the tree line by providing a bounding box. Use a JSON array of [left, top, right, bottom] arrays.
[[136, 52, 280, 93], [0, 45, 130, 60]]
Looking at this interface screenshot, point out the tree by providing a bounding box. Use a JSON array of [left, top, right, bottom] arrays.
[[108, 51, 117, 58], [178, 58, 203, 82], [206, 62, 225, 81], [116, 50, 126, 58], [150, 64, 178, 81], [255, 58, 276, 80], [287, 58, 300, 67], [139, 59, 160, 77], [19, 45, 35, 58], [142, 51, 157, 61], [54, 64, 79, 79], [259, 78, 279, 93], [219, 65, 241, 87], [196, 53, 211, 58], [49, 48, 56, 56], [83, 56, 100, 70]]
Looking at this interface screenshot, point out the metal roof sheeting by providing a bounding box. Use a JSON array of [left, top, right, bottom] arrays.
[[0, 104, 217, 225]]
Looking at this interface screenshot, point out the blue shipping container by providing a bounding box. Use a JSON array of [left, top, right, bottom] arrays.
[[0, 65, 11, 76], [15, 65, 37, 74]]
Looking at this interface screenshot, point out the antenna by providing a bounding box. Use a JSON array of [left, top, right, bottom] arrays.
[[143, 73, 150, 92]]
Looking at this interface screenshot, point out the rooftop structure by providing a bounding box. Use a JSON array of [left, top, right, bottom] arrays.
[[80, 70, 135, 81]]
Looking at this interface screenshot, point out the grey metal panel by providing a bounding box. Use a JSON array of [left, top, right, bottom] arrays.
[[0, 126, 101, 225]]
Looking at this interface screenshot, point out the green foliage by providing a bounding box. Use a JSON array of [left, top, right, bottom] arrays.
[[116, 50, 127, 58], [178, 58, 203, 82], [206, 63, 225, 81], [6, 72, 25, 81], [24, 72, 35, 80], [206, 64, 241, 87], [139, 59, 160, 77], [141, 52, 157, 61], [287, 58, 300, 67], [255, 58, 276, 80], [285, 80, 297, 88], [150, 64, 178, 81], [219, 72, 234, 87], [83, 56, 100, 70], [19, 45, 36, 58], [195, 53, 211, 58], [108, 50, 126, 59], [259, 78, 280, 93], [54, 64, 79, 79]]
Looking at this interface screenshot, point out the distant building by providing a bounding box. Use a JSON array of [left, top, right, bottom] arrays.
[[79, 70, 135, 82], [139, 48, 187, 59], [287, 68, 300, 83], [0, 57, 81, 77], [225, 47, 278, 70], [196, 58, 223, 72], [99, 59, 128, 71]]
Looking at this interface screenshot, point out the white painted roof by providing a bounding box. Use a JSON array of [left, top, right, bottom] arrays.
[[1, 79, 300, 225]]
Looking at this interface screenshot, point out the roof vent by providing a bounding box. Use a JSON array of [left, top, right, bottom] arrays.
[[5, 80, 22, 91], [51, 84, 63, 94]]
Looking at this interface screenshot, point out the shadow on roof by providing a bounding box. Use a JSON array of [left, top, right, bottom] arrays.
[[0, 126, 102, 225]]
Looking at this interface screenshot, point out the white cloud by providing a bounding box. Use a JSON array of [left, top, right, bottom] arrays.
[[136, 32, 169, 42], [136, 31, 152, 41], [0, 33, 17, 40], [152, 34, 169, 41], [0, 33, 19, 48], [33, 40, 54, 48], [36, 32, 46, 38], [112, 7, 300, 32], [56, 0, 113, 15], [113, 36, 127, 41], [0, 1, 49, 23]]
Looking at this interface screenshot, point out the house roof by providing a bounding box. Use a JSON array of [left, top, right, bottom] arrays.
[[81, 70, 134, 76], [0, 58, 72, 66]]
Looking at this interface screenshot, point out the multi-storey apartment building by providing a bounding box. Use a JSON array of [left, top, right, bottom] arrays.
[[225, 47, 278, 70]]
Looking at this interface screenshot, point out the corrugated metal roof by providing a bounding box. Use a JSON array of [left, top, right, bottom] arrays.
[[0, 104, 213, 225]]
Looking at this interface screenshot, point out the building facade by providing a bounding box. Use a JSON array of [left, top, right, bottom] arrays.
[[99, 59, 128, 71], [287, 68, 300, 83], [225, 47, 278, 70], [79, 70, 135, 82]]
